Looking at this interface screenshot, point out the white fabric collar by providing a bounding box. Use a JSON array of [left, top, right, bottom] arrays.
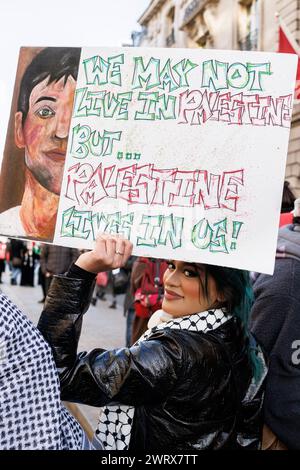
[[146, 308, 230, 335]]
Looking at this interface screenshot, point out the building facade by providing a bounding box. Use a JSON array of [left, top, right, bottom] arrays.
[[135, 0, 300, 193]]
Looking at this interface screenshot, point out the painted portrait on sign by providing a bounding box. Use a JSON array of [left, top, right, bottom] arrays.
[[0, 47, 81, 241]]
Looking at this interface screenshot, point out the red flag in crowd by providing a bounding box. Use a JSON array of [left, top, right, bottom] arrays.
[[277, 16, 300, 101]]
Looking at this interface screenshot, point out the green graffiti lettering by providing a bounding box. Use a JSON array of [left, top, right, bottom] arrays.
[[83, 55, 110, 85], [202, 60, 272, 92], [158, 214, 183, 248], [73, 88, 132, 120], [83, 54, 124, 86], [70, 125, 121, 159], [132, 56, 161, 90], [201, 60, 228, 91], [246, 62, 272, 91], [159, 59, 179, 92], [108, 54, 124, 86], [173, 58, 198, 87], [70, 124, 91, 159], [227, 63, 249, 89], [116, 92, 132, 120], [94, 211, 133, 239], [137, 215, 162, 247], [89, 130, 122, 157], [191, 218, 243, 253], [102, 92, 120, 118], [209, 219, 228, 253], [156, 94, 176, 120], [73, 87, 105, 118], [191, 218, 213, 249], [61, 206, 94, 240], [230, 221, 243, 249], [135, 91, 159, 120]]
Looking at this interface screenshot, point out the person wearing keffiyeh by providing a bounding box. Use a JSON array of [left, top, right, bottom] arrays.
[[0, 291, 92, 449], [38, 234, 266, 451]]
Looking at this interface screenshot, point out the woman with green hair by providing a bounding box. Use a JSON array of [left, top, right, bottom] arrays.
[[38, 234, 266, 451]]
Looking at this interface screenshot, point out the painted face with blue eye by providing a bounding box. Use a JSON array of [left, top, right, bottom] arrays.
[[162, 260, 219, 318], [15, 75, 76, 195]]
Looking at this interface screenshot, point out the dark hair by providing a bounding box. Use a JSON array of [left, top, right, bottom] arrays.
[[196, 264, 262, 381], [17, 47, 81, 124], [281, 180, 296, 213], [198, 264, 247, 313]]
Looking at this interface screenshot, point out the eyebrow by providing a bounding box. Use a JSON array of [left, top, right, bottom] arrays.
[[34, 96, 57, 104], [183, 263, 197, 269], [173, 261, 197, 269]]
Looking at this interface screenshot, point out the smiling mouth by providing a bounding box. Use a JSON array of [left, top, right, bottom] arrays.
[[164, 289, 184, 300]]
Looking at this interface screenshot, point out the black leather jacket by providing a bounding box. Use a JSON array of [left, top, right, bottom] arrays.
[[38, 275, 263, 451]]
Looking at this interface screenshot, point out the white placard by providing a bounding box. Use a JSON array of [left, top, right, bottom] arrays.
[[1, 47, 297, 274], [54, 47, 297, 274]]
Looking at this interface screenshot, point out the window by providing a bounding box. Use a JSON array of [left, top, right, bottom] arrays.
[[166, 6, 176, 47], [238, 0, 259, 50]]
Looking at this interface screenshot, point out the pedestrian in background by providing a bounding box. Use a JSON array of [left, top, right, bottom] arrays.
[[20, 242, 37, 287], [130, 257, 168, 344], [279, 180, 296, 227], [91, 271, 108, 306], [40, 244, 79, 296], [122, 256, 137, 347], [7, 238, 25, 285], [0, 238, 7, 284], [250, 198, 300, 450]]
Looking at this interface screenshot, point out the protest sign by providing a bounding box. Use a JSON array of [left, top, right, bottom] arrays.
[[0, 47, 297, 273]]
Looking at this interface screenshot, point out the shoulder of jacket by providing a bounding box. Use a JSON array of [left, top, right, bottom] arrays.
[[147, 327, 219, 357]]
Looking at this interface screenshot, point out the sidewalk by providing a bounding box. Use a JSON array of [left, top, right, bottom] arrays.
[[0, 268, 127, 430]]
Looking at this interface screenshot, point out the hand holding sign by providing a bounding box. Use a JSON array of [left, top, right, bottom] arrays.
[[75, 233, 133, 274]]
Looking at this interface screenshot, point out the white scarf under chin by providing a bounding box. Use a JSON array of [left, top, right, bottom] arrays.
[[94, 308, 230, 450]]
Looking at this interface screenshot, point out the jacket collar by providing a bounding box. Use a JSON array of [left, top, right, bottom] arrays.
[[142, 308, 231, 342]]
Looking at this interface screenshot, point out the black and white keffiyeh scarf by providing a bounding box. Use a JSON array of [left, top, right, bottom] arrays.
[[0, 292, 90, 450], [94, 308, 230, 450]]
